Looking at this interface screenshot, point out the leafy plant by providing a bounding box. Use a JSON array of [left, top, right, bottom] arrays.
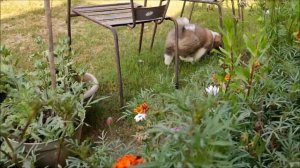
[[115, 2, 300, 167], [65, 131, 135, 168], [0, 45, 20, 103], [0, 40, 92, 167]]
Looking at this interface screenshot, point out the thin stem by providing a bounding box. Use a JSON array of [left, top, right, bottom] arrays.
[[19, 119, 32, 142], [287, 18, 295, 44], [246, 63, 255, 98], [225, 46, 234, 93], [0, 149, 12, 160], [225, 78, 231, 93], [19, 109, 38, 141], [56, 137, 65, 167], [44, 0, 56, 89], [230, 46, 234, 71], [56, 114, 68, 167], [4, 137, 18, 165]]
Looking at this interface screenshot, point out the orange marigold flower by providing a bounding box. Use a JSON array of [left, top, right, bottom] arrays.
[[140, 103, 149, 112], [254, 61, 260, 70], [134, 103, 149, 114], [134, 106, 144, 113], [224, 74, 231, 81], [221, 64, 229, 69], [211, 74, 217, 83], [114, 154, 145, 168]]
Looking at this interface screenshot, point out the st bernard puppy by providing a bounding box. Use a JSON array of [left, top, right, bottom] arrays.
[[164, 17, 222, 65]]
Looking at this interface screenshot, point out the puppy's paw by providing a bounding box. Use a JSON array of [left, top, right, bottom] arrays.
[[164, 54, 174, 65]]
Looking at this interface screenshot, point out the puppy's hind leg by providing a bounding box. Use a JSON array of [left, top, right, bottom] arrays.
[[179, 56, 194, 63], [193, 48, 207, 62], [164, 53, 174, 65]]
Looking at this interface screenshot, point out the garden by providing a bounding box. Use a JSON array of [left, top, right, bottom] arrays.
[[0, 0, 299, 167]]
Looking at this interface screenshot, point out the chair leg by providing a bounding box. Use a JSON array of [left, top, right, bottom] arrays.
[[67, 0, 71, 52], [180, 0, 187, 17], [174, 21, 179, 89], [110, 28, 124, 107], [189, 2, 196, 21], [237, 0, 241, 19], [138, 23, 144, 53], [166, 17, 179, 89], [231, 0, 236, 18], [241, 5, 244, 22], [150, 22, 158, 50], [215, 3, 224, 29]]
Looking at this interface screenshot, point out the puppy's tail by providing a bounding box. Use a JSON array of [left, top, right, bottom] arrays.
[[175, 17, 190, 38], [176, 17, 189, 26]]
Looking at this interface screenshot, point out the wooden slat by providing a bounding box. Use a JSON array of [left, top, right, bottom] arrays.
[[101, 18, 153, 26], [181, 0, 220, 3], [85, 9, 132, 16], [74, 4, 134, 12], [72, 2, 159, 27], [101, 18, 134, 26], [74, 2, 129, 9], [91, 13, 131, 21], [80, 6, 131, 13]]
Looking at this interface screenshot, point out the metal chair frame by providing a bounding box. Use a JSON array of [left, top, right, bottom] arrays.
[[67, 0, 179, 107], [180, 0, 224, 28], [180, 0, 246, 28], [229, 0, 246, 21]]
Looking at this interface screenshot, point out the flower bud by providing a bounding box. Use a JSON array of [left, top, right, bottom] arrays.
[[106, 117, 113, 126]]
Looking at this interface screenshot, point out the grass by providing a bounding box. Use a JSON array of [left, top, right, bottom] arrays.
[[1, 0, 260, 141]]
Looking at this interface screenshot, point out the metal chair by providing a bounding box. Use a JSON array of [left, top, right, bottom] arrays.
[[227, 0, 246, 21], [67, 0, 179, 107], [180, 0, 246, 28], [236, 0, 246, 22], [180, 0, 224, 28]]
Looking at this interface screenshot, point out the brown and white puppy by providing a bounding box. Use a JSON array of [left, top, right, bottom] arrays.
[[164, 17, 222, 65]]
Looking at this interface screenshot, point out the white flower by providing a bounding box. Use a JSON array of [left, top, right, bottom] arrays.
[[134, 113, 146, 122], [170, 127, 181, 132], [264, 10, 270, 15], [205, 85, 219, 96]]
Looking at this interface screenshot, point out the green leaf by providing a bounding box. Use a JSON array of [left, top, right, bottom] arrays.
[[235, 67, 250, 83]]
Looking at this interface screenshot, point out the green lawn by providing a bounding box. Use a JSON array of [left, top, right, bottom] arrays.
[[1, 0, 259, 140]]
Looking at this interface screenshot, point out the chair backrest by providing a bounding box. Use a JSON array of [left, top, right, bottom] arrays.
[[129, 0, 170, 28]]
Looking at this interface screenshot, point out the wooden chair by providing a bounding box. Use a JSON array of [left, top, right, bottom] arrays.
[[67, 0, 179, 107]]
